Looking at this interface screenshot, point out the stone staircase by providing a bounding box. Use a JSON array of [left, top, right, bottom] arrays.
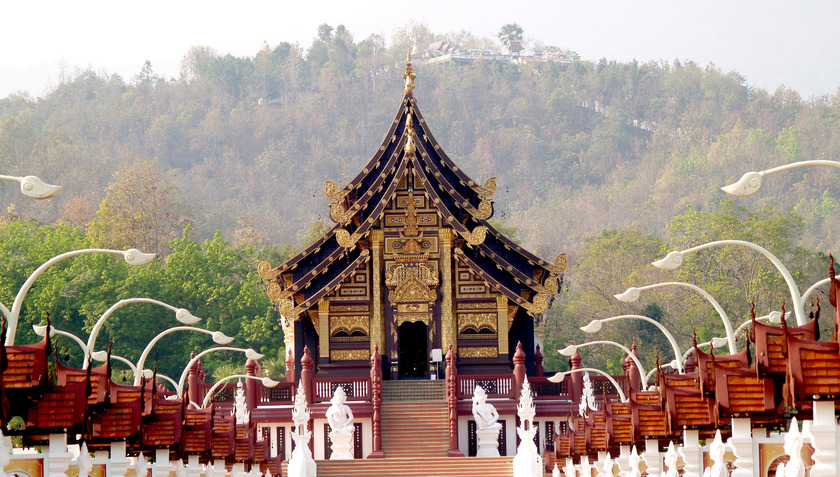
[[314, 456, 515, 476], [381, 379, 446, 401], [282, 380, 514, 476]]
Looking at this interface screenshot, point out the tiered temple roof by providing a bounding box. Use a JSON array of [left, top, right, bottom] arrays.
[[259, 58, 565, 324]]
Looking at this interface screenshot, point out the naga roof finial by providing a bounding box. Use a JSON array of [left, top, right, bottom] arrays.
[[403, 50, 416, 95]]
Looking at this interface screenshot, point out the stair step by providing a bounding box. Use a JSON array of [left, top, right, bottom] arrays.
[[381, 380, 446, 401], [282, 456, 514, 477]]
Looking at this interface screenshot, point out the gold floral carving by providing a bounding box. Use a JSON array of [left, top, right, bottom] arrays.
[[457, 313, 497, 334], [472, 200, 493, 220], [539, 275, 560, 294], [336, 229, 361, 248], [397, 303, 426, 313], [459, 346, 498, 358], [309, 308, 320, 335], [324, 180, 348, 202], [371, 232, 385, 354], [522, 292, 550, 315], [440, 226, 456, 353], [507, 305, 519, 329], [459, 225, 488, 246], [330, 202, 355, 224], [475, 177, 497, 198], [330, 316, 370, 336], [546, 253, 568, 275], [332, 304, 369, 313], [458, 302, 495, 310], [257, 260, 280, 281], [396, 314, 430, 326], [277, 298, 295, 316], [258, 260, 287, 301], [386, 263, 438, 303], [330, 349, 369, 361], [496, 296, 509, 352]]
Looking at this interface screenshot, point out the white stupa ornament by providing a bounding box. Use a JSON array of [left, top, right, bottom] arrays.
[[513, 377, 543, 477]]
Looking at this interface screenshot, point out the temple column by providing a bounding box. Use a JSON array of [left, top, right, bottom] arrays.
[[496, 296, 509, 359], [318, 298, 330, 363], [439, 228, 457, 353], [370, 229, 385, 355]]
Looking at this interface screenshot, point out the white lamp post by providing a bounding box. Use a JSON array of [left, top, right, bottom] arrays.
[[642, 337, 728, 384], [2, 248, 155, 345], [139, 368, 180, 391], [547, 367, 628, 403], [91, 350, 139, 376], [133, 327, 234, 385], [581, 315, 685, 373], [559, 341, 648, 390], [90, 351, 180, 391], [802, 278, 830, 306], [33, 324, 88, 355], [731, 311, 786, 339], [615, 282, 737, 353], [201, 375, 281, 408], [652, 240, 806, 325], [0, 174, 61, 199], [85, 298, 201, 367], [176, 347, 263, 397], [722, 160, 840, 197]]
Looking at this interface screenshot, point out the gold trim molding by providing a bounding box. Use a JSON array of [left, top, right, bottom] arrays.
[[330, 315, 370, 336], [459, 346, 498, 358], [330, 349, 370, 361], [457, 313, 497, 334]]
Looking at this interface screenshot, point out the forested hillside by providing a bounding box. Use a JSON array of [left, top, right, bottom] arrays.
[[3, 23, 840, 375]]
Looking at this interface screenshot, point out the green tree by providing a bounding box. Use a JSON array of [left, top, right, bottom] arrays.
[[87, 160, 192, 256], [543, 229, 666, 373], [497, 23, 524, 46]]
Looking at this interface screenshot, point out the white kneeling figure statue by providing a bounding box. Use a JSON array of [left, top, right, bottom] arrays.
[[472, 385, 503, 457], [326, 387, 355, 460]]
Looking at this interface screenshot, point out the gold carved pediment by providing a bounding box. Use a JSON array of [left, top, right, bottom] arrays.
[[386, 262, 438, 304]]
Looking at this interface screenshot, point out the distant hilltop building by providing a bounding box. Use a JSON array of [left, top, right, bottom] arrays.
[[422, 41, 580, 66]]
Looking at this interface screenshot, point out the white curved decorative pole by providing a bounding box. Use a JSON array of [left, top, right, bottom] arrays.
[[547, 367, 628, 403], [581, 315, 685, 373], [802, 278, 830, 306], [0, 174, 61, 199], [86, 298, 201, 367], [133, 327, 233, 384], [652, 240, 805, 325], [176, 347, 263, 397], [201, 375, 281, 408], [732, 311, 786, 338], [4, 248, 156, 345], [139, 368, 180, 391], [91, 350, 139, 376], [722, 160, 840, 197], [33, 325, 88, 355], [615, 282, 737, 353], [559, 341, 648, 390], [678, 338, 728, 364]]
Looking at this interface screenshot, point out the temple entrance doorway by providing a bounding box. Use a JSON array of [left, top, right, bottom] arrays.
[[398, 321, 428, 379]]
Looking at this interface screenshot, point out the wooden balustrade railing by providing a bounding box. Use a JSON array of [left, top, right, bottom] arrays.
[[457, 375, 513, 399], [312, 377, 371, 403]]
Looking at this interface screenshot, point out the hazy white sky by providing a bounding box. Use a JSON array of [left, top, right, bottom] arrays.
[[2, 0, 838, 99]]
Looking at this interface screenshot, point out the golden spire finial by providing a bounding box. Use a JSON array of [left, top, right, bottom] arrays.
[[404, 107, 416, 155], [403, 50, 416, 95]]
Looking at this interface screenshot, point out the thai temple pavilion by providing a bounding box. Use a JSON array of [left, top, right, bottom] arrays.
[[258, 58, 566, 380]]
